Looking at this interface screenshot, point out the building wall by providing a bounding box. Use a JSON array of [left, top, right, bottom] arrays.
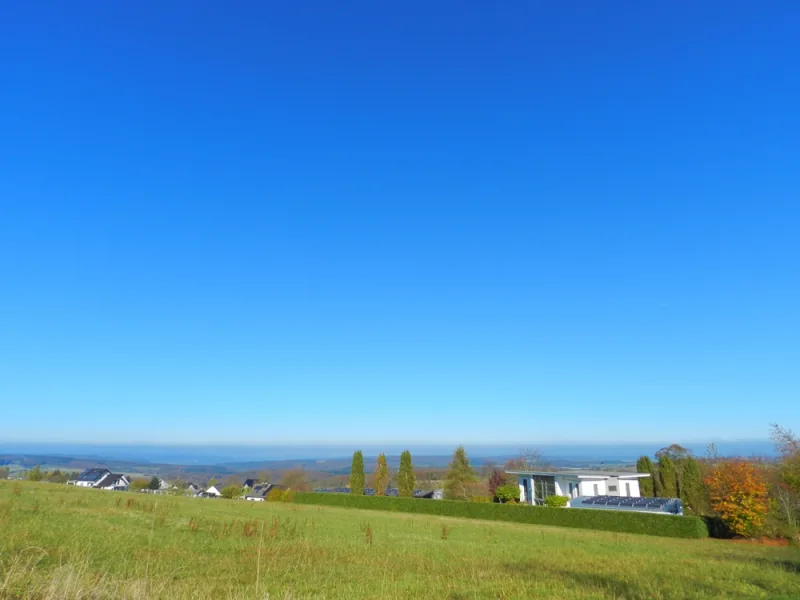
[[578, 479, 606, 496], [516, 475, 647, 502], [554, 476, 582, 498], [620, 478, 641, 497], [606, 477, 622, 496]]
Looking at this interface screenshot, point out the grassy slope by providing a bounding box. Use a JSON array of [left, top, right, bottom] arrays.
[[1, 482, 798, 600]]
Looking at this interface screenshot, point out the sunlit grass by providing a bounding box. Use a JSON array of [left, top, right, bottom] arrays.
[[1, 481, 798, 599]]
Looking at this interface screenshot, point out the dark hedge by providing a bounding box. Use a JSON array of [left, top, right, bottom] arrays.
[[294, 493, 708, 539]]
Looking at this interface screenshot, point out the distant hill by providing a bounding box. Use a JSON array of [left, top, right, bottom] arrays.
[[1, 439, 774, 483]]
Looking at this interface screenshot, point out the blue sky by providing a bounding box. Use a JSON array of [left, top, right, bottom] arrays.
[[1, 1, 798, 446]]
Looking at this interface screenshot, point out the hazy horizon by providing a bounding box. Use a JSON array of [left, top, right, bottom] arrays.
[[0, 439, 776, 465]]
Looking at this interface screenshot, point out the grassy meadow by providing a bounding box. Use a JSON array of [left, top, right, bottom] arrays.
[[1, 482, 798, 599]]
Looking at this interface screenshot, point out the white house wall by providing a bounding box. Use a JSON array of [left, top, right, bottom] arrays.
[[619, 478, 641, 498], [554, 476, 580, 498], [578, 479, 606, 496]]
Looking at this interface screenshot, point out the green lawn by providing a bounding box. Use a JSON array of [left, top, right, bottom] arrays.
[[1, 482, 798, 599]]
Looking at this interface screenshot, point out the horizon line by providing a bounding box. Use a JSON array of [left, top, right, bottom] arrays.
[[0, 438, 772, 448]]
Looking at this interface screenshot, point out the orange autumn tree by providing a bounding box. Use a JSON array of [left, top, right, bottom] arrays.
[[705, 460, 769, 537]]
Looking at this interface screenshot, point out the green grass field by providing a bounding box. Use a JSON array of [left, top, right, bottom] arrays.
[[1, 482, 798, 599]]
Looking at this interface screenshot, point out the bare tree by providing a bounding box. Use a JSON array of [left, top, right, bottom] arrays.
[[705, 442, 719, 462], [280, 467, 310, 491], [771, 424, 800, 456], [772, 483, 799, 532], [504, 448, 546, 472], [769, 424, 800, 539]]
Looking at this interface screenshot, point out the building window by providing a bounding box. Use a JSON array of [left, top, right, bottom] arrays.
[[593, 484, 599, 496], [608, 485, 617, 492], [626, 482, 631, 496], [530, 475, 556, 504]]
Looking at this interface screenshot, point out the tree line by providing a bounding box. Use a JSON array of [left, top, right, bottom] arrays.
[[348, 446, 520, 502], [348, 449, 417, 497], [4, 466, 79, 483], [635, 425, 800, 539]]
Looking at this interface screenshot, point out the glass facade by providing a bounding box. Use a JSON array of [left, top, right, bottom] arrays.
[[531, 475, 556, 504]]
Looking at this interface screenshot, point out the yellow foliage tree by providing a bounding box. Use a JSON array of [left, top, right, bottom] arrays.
[[706, 461, 769, 537], [372, 453, 389, 496]]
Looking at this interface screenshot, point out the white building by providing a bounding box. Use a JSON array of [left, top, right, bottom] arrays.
[[96, 474, 130, 491], [71, 468, 111, 487], [69, 468, 129, 491], [205, 484, 224, 497], [507, 469, 651, 505], [244, 482, 274, 501]]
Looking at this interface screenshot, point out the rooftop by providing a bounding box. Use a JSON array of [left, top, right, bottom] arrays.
[[76, 468, 111, 482], [506, 469, 650, 479]]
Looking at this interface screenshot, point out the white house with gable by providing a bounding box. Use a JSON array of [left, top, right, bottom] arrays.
[[205, 484, 224, 497], [507, 469, 651, 505], [71, 468, 111, 487], [97, 474, 130, 491]]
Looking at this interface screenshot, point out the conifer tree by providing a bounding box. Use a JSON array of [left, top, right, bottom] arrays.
[[398, 450, 415, 497], [350, 450, 365, 495], [680, 456, 707, 514], [444, 446, 477, 501], [658, 455, 678, 497], [636, 456, 655, 497], [373, 453, 389, 496], [657, 444, 691, 497]]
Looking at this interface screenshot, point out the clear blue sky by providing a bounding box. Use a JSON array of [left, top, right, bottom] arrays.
[[1, 1, 798, 446]]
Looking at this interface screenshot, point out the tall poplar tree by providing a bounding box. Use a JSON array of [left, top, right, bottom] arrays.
[[373, 453, 389, 496], [398, 450, 415, 497], [680, 456, 707, 514], [444, 446, 477, 501], [658, 455, 678, 497], [350, 450, 365, 495], [636, 455, 655, 497]]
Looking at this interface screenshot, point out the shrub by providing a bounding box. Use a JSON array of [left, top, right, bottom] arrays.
[[544, 495, 568, 508], [220, 485, 241, 499], [488, 468, 507, 497], [266, 488, 296, 503], [293, 493, 708, 539], [266, 488, 285, 502], [26, 466, 43, 482], [495, 484, 520, 503], [471, 495, 493, 503], [130, 478, 150, 492]]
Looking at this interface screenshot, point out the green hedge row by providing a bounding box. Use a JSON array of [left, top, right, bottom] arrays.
[[294, 493, 708, 539]]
